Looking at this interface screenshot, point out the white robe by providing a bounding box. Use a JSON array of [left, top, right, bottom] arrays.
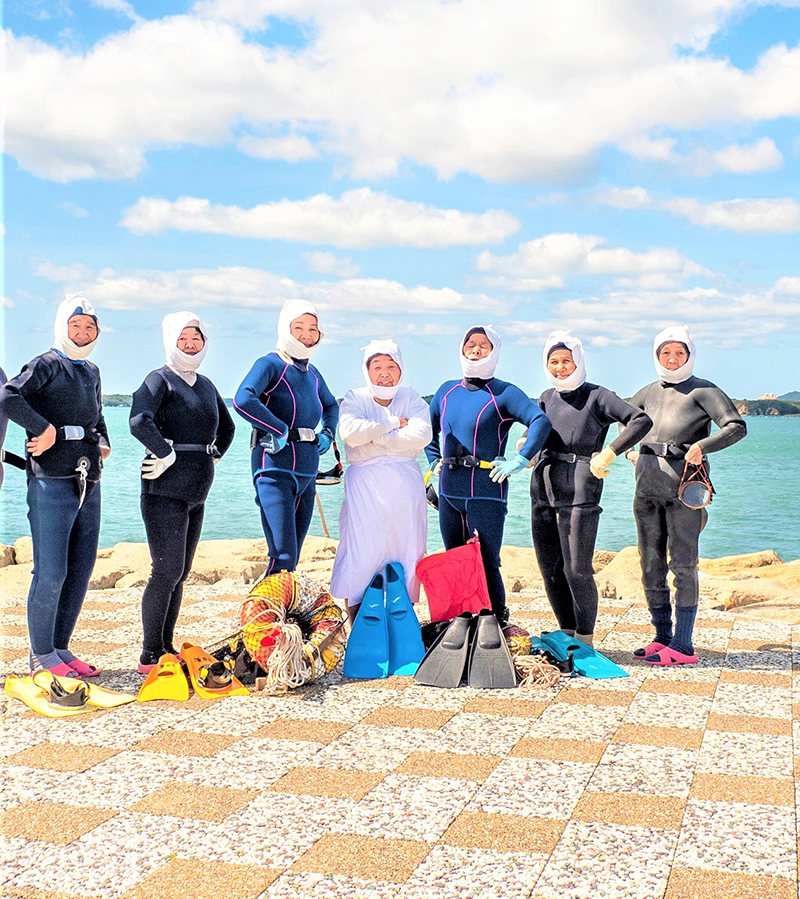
[[330, 385, 432, 606]]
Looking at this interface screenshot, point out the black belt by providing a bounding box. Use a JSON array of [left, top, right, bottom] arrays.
[[541, 450, 592, 464], [287, 428, 317, 443], [172, 443, 219, 456], [57, 426, 100, 443], [640, 442, 690, 458], [441, 454, 493, 469]]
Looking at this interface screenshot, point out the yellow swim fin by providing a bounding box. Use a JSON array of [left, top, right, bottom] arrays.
[[137, 653, 190, 702], [4, 674, 96, 718], [31, 670, 136, 709], [180, 643, 248, 699]]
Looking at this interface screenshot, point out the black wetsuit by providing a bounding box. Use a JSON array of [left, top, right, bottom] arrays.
[[0, 366, 7, 490], [130, 367, 235, 658], [623, 376, 746, 653], [0, 351, 109, 657], [531, 383, 651, 635]]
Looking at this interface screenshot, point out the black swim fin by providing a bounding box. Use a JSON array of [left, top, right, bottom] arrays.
[[414, 612, 473, 688], [467, 609, 517, 689]]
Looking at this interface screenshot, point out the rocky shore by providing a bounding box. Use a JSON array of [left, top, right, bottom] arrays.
[[2, 535, 799, 624]]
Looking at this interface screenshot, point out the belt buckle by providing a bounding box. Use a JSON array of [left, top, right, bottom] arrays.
[[661, 443, 670, 456], [63, 426, 85, 441], [565, 452, 577, 463], [297, 427, 316, 443]]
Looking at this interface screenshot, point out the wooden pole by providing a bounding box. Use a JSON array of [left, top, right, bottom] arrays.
[[315, 492, 330, 538]]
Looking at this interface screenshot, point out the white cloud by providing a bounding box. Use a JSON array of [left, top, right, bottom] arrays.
[[594, 187, 800, 233], [7, 2, 800, 183], [477, 233, 705, 280], [707, 137, 783, 174], [89, 0, 142, 23], [774, 276, 800, 295], [120, 188, 521, 248], [33, 261, 508, 318], [237, 133, 318, 163], [621, 136, 783, 175], [59, 202, 89, 218], [302, 252, 359, 278]]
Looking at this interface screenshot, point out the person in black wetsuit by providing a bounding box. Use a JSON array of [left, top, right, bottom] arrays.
[[0, 295, 110, 677], [621, 325, 746, 666], [130, 312, 235, 673], [530, 331, 652, 645], [0, 366, 7, 491]]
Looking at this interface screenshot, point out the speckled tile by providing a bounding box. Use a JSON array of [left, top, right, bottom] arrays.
[[291, 834, 429, 883], [719, 670, 792, 688], [696, 730, 793, 779], [673, 799, 796, 879], [129, 782, 257, 821], [260, 872, 401, 899], [312, 724, 431, 771], [361, 707, 454, 729], [531, 820, 676, 899], [710, 682, 792, 719], [442, 810, 565, 853], [622, 691, 712, 730], [665, 867, 796, 899], [134, 730, 240, 757], [0, 801, 118, 845], [705, 713, 791, 735], [268, 766, 384, 800], [394, 751, 501, 781], [613, 724, 704, 750], [527, 703, 628, 741], [574, 790, 686, 829], [252, 717, 351, 743], [640, 679, 716, 697], [554, 686, 633, 708], [461, 696, 547, 717], [120, 858, 279, 899], [690, 773, 793, 806], [425, 712, 529, 756], [510, 736, 608, 763], [588, 742, 698, 798], [4, 742, 120, 771]]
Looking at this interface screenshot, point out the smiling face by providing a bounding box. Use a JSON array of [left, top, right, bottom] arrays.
[[658, 341, 689, 371], [176, 326, 205, 356], [462, 332, 493, 360], [290, 313, 320, 348], [547, 348, 576, 380], [367, 354, 401, 387], [67, 314, 98, 347]]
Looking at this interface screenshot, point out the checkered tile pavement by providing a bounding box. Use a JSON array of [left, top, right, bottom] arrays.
[[1, 576, 798, 899]]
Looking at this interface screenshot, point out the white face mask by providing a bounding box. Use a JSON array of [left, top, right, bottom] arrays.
[[52, 294, 100, 361], [543, 330, 587, 393], [163, 311, 208, 378], [460, 325, 502, 379], [653, 325, 696, 384], [276, 299, 323, 360], [362, 339, 404, 401]]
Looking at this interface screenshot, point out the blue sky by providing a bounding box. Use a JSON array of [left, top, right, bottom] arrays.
[[4, 0, 800, 401]]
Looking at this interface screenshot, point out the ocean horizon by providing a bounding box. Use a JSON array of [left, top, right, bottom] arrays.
[[1, 409, 797, 562]]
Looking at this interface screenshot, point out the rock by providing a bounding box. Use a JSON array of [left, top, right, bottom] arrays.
[[750, 559, 800, 593], [499, 545, 545, 590], [595, 546, 644, 601], [699, 550, 783, 576], [0, 562, 33, 596], [0, 544, 15, 568], [115, 570, 150, 589], [698, 572, 794, 610], [13, 536, 33, 565], [592, 550, 617, 573]]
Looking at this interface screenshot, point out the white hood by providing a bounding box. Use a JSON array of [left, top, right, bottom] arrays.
[[543, 330, 587, 393], [654, 324, 696, 384], [276, 299, 323, 360], [460, 325, 501, 379], [52, 294, 100, 361], [163, 311, 208, 385], [362, 338, 403, 401]]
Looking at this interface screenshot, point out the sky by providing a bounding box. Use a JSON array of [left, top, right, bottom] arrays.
[[4, 0, 800, 402]]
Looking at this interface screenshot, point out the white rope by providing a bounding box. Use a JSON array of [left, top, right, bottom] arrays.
[[261, 621, 310, 694], [514, 654, 562, 689]]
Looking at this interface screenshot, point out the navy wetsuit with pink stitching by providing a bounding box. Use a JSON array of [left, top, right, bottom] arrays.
[[425, 378, 550, 621], [235, 353, 338, 573]]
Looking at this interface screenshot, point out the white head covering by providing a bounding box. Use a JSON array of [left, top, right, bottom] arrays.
[[653, 324, 696, 384], [163, 311, 208, 385], [52, 293, 100, 361], [460, 325, 502, 379], [543, 330, 587, 393], [276, 299, 323, 360], [362, 339, 404, 401]]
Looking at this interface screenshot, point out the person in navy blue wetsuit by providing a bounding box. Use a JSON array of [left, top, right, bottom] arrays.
[[426, 326, 551, 625], [234, 300, 339, 575]]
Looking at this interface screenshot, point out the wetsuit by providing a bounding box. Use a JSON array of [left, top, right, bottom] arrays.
[[0, 366, 7, 490], [234, 353, 338, 573], [426, 378, 551, 622], [531, 383, 651, 635], [130, 367, 235, 658], [623, 376, 746, 651], [0, 351, 109, 658]]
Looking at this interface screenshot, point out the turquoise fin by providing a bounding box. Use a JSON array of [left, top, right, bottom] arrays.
[[385, 562, 425, 676], [343, 574, 389, 679], [414, 612, 473, 688], [467, 610, 516, 689], [539, 631, 629, 679]]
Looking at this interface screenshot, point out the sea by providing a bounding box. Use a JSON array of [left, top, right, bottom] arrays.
[[1, 409, 798, 562]]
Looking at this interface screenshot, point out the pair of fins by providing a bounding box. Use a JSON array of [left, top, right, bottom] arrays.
[[4, 671, 135, 717], [138, 644, 249, 701], [414, 609, 516, 689], [536, 631, 629, 679], [343, 562, 425, 679]]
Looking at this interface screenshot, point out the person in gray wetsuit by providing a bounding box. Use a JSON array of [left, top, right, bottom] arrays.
[[530, 331, 652, 646], [621, 325, 746, 666]]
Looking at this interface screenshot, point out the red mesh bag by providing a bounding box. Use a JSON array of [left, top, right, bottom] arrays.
[[415, 533, 492, 622]]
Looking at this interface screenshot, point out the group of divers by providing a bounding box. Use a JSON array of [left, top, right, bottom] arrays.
[[0, 295, 746, 687]]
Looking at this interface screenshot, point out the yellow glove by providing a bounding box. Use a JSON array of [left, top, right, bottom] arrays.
[[590, 445, 616, 480]]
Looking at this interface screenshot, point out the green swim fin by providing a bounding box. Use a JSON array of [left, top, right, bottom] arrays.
[[539, 631, 629, 679], [467, 610, 517, 689], [343, 573, 389, 679], [414, 612, 473, 688], [385, 562, 425, 676]]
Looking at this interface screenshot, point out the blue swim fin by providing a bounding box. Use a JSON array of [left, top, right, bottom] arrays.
[[385, 562, 425, 676], [343, 574, 389, 679], [539, 631, 628, 679]]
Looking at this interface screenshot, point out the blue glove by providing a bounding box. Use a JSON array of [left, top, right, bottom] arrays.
[[489, 454, 530, 483], [316, 428, 334, 456], [260, 431, 288, 454]]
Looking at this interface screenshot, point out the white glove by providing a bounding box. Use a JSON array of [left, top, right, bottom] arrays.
[[141, 449, 176, 480]]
